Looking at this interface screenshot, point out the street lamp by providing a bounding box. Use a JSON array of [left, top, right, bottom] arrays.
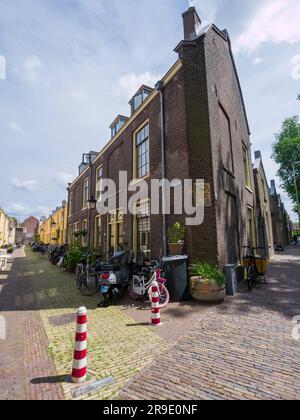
[[87, 195, 97, 210], [292, 161, 300, 230]]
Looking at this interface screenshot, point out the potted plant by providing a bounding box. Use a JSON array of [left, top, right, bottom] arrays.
[[168, 222, 185, 255], [189, 262, 226, 303]]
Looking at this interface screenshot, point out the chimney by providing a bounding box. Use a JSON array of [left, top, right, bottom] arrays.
[[271, 180, 276, 189], [182, 7, 202, 41], [254, 151, 262, 161]]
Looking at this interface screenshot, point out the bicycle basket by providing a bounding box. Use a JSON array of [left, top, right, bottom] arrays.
[[255, 258, 268, 275]]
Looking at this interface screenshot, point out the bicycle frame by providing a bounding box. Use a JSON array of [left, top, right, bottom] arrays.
[[131, 268, 165, 297]]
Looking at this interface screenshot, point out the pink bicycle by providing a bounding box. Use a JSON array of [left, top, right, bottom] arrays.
[[128, 263, 170, 308]]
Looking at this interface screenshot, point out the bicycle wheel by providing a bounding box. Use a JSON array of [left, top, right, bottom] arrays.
[[80, 272, 98, 296], [247, 264, 256, 291], [158, 284, 170, 308], [128, 278, 142, 301], [76, 264, 83, 289]]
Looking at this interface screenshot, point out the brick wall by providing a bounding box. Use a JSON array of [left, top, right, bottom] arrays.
[[67, 23, 257, 269]]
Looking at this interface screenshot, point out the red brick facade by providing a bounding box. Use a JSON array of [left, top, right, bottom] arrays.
[[22, 216, 39, 243], [67, 8, 260, 268]]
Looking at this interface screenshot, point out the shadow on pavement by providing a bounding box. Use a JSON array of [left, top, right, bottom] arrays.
[[31, 375, 71, 385], [1, 247, 299, 321]]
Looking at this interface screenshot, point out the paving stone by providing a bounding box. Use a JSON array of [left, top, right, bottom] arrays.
[[120, 248, 300, 401]]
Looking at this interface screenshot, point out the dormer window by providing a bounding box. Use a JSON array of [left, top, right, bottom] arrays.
[[129, 86, 153, 114], [110, 115, 128, 139]]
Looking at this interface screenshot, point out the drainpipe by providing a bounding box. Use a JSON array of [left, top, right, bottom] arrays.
[[156, 80, 168, 257], [87, 162, 93, 250]]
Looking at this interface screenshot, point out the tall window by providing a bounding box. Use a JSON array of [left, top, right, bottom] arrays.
[[95, 165, 104, 201], [94, 216, 102, 249], [82, 220, 88, 248], [247, 207, 256, 247], [74, 222, 80, 242], [83, 178, 89, 209], [108, 210, 124, 254], [265, 210, 271, 246], [135, 200, 151, 258], [69, 192, 73, 216], [136, 123, 149, 179], [243, 146, 251, 189], [68, 224, 72, 244]]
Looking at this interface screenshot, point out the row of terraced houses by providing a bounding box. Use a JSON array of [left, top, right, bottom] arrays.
[[39, 7, 292, 269]]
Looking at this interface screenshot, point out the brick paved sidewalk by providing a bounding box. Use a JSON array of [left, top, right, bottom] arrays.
[[0, 248, 170, 400], [0, 248, 64, 400], [120, 248, 300, 400]]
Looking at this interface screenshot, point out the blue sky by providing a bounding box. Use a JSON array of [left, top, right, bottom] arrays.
[[0, 0, 300, 221]]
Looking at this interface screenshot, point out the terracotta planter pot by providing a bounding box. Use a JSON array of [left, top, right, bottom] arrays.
[[168, 243, 183, 256], [190, 276, 226, 303]]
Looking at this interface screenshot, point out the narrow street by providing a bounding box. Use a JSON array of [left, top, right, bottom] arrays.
[[0, 247, 299, 400], [121, 249, 300, 400]]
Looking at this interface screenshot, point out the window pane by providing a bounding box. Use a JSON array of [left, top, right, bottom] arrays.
[[144, 124, 149, 138], [136, 201, 151, 258], [136, 125, 149, 179]]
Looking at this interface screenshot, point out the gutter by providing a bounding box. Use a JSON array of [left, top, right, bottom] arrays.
[[155, 80, 168, 258]]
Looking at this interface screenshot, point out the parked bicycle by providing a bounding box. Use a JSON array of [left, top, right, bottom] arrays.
[[76, 252, 103, 296], [242, 246, 268, 291], [129, 255, 170, 308]]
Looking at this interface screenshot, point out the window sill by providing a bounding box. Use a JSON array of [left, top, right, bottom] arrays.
[[130, 175, 150, 187], [222, 166, 235, 179], [246, 186, 253, 194]]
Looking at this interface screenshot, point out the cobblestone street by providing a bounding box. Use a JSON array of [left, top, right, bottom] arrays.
[[0, 247, 299, 400], [120, 249, 300, 400]]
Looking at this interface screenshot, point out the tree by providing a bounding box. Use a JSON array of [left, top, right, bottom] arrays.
[[272, 116, 300, 206], [9, 216, 18, 227]]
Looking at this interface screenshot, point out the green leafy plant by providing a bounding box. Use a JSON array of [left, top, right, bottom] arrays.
[[272, 116, 300, 207], [189, 262, 225, 287], [66, 243, 83, 270], [7, 245, 14, 254], [168, 222, 185, 244]]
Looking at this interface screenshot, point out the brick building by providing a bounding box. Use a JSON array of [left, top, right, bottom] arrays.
[[67, 7, 256, 268], [22, 216, 39, 244], [0, 208, 11, 246], [269, 180, 291, 250], [39, 201, 68, 246], [253, 151, 274, 258]]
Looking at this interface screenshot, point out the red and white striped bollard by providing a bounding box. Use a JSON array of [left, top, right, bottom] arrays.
[[71, 307, 87, 383], [150, 281, 161, 326]]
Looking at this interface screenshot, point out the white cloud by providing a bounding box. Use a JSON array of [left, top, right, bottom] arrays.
[[9, 121, 23, 133], [116, 71, 162, 101], [253, 57, 263, 65], [22, 55, 43, 83], [5, 203, 50, 219], [188, 0, 217, 26], [0, 54, 6, 79], [235, 0, 300, 53], [10, 178, 39, 193], [52, 171, 75, 189], [68, 89, 87, 102], [291, 55, 300, 80]]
